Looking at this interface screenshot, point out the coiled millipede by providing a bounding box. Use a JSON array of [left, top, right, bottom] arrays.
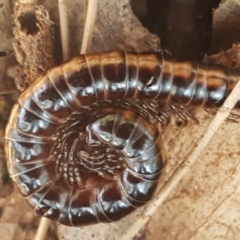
[[4, 51, 240, 226]]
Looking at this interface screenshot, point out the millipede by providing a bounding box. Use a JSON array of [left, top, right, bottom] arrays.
[[4, 51, 240, 226]]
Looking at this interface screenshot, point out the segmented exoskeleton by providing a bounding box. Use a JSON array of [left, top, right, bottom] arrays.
[[4, 51, 240, 226]]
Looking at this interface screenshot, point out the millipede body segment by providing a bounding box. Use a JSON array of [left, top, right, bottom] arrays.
[[4, 51, 240, 226]]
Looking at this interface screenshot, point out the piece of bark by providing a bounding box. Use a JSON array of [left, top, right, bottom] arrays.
[[11, 1, 55, 90], [205, 43, 240, 67], [211, 0, 240, 54], [0, 0, 17, 94]]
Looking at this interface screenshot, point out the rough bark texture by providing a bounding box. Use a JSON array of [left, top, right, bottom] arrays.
[[1, 0, 240, 240], [11, 1, 55, 90], [0, 0, 17, 94]]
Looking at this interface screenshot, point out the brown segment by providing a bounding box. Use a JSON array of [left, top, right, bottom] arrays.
[[136, 53, 163, 99], [48, 67, 78, 111], [12, 162, 56, 197], [11, 104, 57, 137], [103, 63, 127, 100], [69, 189, 98, 226], [32, 74, 72, 119], [205, 77, 228, 107], [99, 182, 134, 221], [84, 54, 104, 101], [125, 52, 139, 98], [157, 59, 173, 101], [202, 64, 229, 107], [34, 180, 69, 221], [137, 64, 161, 98], [171, 61, 197, 104]]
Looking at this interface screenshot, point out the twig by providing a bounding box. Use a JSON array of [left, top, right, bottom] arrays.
[[18, 0, 35, 3], [80, 0, 98, 54], [58, 0, 70, 60], [34, 217, 51, 240], [119, 79, 240, 240]]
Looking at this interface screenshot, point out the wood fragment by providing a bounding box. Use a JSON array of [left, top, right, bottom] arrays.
[[205, 43, 240, 68], [11, 1, 55, 90], [34, 217, 51, 240], [80, 0, 98, 54], [58, 0, 70, 60], [0, 0, 17, 93]]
